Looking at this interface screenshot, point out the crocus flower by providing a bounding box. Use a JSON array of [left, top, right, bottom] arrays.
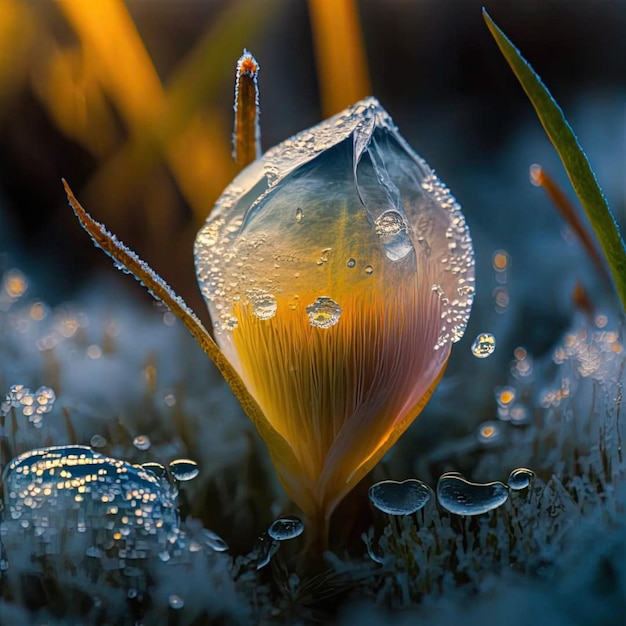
[[195, 97, 475, 533]]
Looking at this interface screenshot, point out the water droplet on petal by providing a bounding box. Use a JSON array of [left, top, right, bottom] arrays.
[[249, 290, 277, 320], [267, 516, 304, 541], [168, 594, 184, 610], [222, 315, 239, 331], [374, 209, 413, 261], [202, 528, 229, 552], [347, 258, 356, 268], [437, 473, 508, 516], [368, 479, 432, 515], [133, 435, 151, 451], [471, 333, 496, 358], [507, 467, 535, 491], [364, 265, 374, 275], [306, 296, 342, 328], [168, 459, 199, 481], [295, 207, 303, 223]]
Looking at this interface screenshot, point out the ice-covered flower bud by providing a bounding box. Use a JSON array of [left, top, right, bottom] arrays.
[[195, 97, 474, 529]]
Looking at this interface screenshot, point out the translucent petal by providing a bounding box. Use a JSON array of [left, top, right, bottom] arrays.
[[195, 98, 475, 521]]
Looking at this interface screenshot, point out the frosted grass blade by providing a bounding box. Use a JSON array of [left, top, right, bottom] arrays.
[[483, 9, 626, 311], [63, 180, 300, 484]]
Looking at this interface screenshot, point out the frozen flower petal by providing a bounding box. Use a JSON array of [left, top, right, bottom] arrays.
[[195, 98, 475, 525]]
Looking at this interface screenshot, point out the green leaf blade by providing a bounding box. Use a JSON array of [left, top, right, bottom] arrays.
[[483, 8, 626, 311]]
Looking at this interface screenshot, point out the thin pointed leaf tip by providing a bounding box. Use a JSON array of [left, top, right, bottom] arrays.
[[483, 9, 626, 312], [195, 97, 475, 527]]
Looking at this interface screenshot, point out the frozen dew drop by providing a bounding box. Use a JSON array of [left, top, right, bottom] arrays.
[[347, 257, 356, 268], [202, 529, 229, 552], [141, 462, 168, 480], [508, 467, 535, 491], [471, 333, 496, 358], [476, 421, 503, 445], [368, 479, 432, 515], [222, 315, 239, 331], [168, 594, 184, 610], [295, 207, 303, 223], [249, 290, 277, 320], [267, 515, 304, 541], [436, 473, 509, 516], [364, 264, 374, 275], [168, 459, 199, 482], [90, 434, 107, 448], [374, 209, 413, 261], [3, 445, 180, 561], [133, 435, 151, 451], [306, 296, 342, 329]]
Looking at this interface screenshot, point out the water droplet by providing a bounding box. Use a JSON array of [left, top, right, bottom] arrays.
[[202, 529, 229, 552], [222, 315, 239, 331], [364, 265, 374, 275], [374, 210, 413, 261], [476, 421, 503, 445], [267, 516, 304, 541], [347, 258, 356, 268], [248, 290, 277, 320], [306, 297, 342, 328], [3, 445, 180, 564], [255, 532, 280, 570], [508, 468, 535, 491], [90, 434, 107, 448], [168, 594, 184, 610], [437, 473, 509, 516], [141, 462, 168, 480], [133, 435, 151, 451], [168, 459, 199, 482], [295, 207, 303, 223], [368, 479, 432, 515], [471, 333, 496, 358]]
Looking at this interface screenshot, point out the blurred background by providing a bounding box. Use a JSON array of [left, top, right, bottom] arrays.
[[0, 0, 624, 419]]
